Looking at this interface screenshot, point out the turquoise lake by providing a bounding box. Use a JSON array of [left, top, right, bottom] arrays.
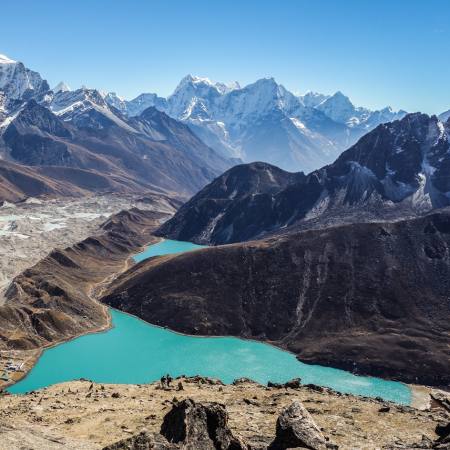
[[8, 240, 412, 405], [133, 239, 205, 263]]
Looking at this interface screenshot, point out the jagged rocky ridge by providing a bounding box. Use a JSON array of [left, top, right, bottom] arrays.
[[159, 113, 450, 245], [104, 209, 450, 386]]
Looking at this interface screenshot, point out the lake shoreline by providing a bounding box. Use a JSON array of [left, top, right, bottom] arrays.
[[5, 238, 432, 410], [9, 306, 412, 407], [8, 303, 432, 409], [111, 307, 432, 408]]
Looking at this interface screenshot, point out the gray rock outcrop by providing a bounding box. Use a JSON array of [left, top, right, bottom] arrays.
[[268, 401, 328, 450]]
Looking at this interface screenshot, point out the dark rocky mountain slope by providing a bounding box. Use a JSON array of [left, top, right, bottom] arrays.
[[159, 113, 450, 244], [103, 209, 450, 386], [158, 162, 303, 243]]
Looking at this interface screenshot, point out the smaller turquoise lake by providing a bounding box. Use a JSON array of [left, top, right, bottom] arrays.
[[8, 240, 412, 405], [133, 239, 204, 263]]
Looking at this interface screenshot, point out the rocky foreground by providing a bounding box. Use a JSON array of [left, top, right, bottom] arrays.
[[0, 377, 449, 450]]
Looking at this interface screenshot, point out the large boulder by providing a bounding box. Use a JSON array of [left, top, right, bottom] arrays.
[[103, 399, 248, 450], [268, 401, 328, 450], [160, 398, 248, 450]]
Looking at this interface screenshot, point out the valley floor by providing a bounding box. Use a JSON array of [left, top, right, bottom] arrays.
[[0, 378, 447, 450]]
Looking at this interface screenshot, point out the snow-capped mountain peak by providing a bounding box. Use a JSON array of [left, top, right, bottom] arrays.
[[168, 74, 226, 119], [182, 74, 213, 85], [219, 77, 301, 120], [45, 87, 137, 133], [175, 74, 239, 95], [175, 74, 218, 93], [0, 53, 49, 101], [316, 91, 358, 124]]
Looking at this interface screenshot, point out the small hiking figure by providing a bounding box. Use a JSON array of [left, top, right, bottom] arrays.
[[166, 374, 173, 387], [160, 375, 167, 389]]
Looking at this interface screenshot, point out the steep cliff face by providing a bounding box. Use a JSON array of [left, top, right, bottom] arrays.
[[103, 210, 450, 386]]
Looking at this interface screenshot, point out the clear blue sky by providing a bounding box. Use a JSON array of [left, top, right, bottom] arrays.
[[1, 0, 449, 114]]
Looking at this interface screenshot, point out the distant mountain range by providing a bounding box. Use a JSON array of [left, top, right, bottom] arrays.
[[104, 74, 408, 172], [0, 54, 233, 202], [159, 112, 450, 244], [1, 53, 448, 203]]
